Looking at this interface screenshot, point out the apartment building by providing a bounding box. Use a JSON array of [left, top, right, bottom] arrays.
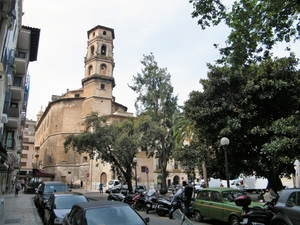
[[0, 0, 40, 193]]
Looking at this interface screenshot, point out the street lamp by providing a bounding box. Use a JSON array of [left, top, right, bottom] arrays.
[[133, 157, 138, 191], [220, 137, 230, 188], [90, 151, 95, 190]]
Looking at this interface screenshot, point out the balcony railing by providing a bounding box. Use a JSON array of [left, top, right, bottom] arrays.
[[8, 107, 20, 118]]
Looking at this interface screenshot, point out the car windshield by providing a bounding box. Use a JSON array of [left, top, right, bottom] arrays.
[[85, 205, 145, 225], [44, 185, 68, 193], [55, 196, 87, 209], [222, 190, 244, 201]]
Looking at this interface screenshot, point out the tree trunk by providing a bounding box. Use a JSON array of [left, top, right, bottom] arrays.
[[202, 160, 208, 187]]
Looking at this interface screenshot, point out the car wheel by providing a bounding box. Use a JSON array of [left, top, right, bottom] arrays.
[[272, 221, 287, 225], [194, 210, 203, 222], [156, 210, 166, 217], [229, 215, 240, 225]]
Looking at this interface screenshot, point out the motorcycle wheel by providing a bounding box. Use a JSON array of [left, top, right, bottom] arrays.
[[194, 210, 203, 222], [229, 215, 240, 225], [157, 210, 166, 217], [133, 204, 142, 210]]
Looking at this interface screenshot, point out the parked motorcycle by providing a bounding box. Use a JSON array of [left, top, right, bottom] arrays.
[[169, 194, 194, 219], [235, 195, 275, 225], [132, 191, 147, 210], [156, 188, 173, 216], [107, 189, 133, 204], [145, 189, 160, 214]]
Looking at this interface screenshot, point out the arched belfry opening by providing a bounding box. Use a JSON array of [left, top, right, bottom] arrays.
[[101, 45, 107, 56], [90, 45, 95, 57], [88, 65, 93, 76], [100, 64, 107, 75]]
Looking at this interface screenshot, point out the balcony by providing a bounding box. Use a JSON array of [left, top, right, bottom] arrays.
[[6, 107, 21, 128], [10, 85, 24, 101], [15, 51, 28, 75]]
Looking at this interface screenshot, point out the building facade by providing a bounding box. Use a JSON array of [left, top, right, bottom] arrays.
[[34, 25, 187, 190], [0, 0, 40, 193]]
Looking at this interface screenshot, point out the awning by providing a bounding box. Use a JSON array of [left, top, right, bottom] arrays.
[[32, 169, 55, 179]]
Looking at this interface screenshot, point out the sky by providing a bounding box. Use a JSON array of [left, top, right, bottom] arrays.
[[22, 0, 300, 121]]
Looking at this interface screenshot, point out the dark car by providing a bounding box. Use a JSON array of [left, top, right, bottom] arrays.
[[43, 192, 88, 225], [271, 188, 300, 225], [62, 201, 150, 225], [35, 181, 69, 217]]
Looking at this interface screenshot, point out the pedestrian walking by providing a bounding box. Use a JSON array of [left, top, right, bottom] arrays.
[[14, 180, 21, 196], [80, 180, 83, 189], [99, 183, 103, 193]]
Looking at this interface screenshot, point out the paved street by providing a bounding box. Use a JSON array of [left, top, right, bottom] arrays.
[[0, 188, 261, 225]]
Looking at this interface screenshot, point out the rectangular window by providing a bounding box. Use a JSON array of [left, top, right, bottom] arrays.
[[100, 84, 105, 90], [141, 166, 146, 173], [13, 77, 22, 87], [18, 51, 26, 59], [83, 157, 87, 163], [6, 131, 14, 148], [21, 162, 26, 167], [22, 145, 29, 150], [21, 154, 28, 159], [75, 94, 80, 97]]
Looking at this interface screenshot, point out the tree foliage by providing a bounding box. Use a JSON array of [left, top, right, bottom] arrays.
[[183, 55, 300, 192], [129, 53, 179, 188], [189, 0, 300, 66], [64, 112, 160, 193]]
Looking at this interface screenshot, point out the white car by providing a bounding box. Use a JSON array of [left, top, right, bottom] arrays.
[[194, 182, 204, 192]]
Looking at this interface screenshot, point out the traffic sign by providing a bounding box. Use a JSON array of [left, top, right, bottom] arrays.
[[145, 166, 149, 174], [86, 173, 90, 177]]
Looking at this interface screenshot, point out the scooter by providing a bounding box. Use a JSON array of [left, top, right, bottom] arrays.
[[132, 191, 147, 210], [156, 188, 173, 216], [145, 189, 159, 214], [235, 195, 275, 225]]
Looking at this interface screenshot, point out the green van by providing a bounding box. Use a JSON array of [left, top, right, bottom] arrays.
[[193, 187, 263, 225]]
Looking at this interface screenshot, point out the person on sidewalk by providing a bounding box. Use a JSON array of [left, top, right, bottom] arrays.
[[14, 180, 21, 196], [99, 183, 103, 193]]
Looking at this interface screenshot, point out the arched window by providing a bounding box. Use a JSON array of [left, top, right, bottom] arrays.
[[90, 45, 95, 56], [103, 31, 106, 35], [100, 64, 107, 75], [88, 65, 93, 75], [101, 45, 107, 56]]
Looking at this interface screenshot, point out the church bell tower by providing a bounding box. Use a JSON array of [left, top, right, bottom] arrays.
[[82, 25, 116, 115]]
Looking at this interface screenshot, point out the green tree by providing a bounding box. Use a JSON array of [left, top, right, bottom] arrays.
[[129, 53, 178, 188], [64, 112, 160, 193], [184, 55, 300, 192], [172, 112, 209, 185], [189, 0, 300, 67]]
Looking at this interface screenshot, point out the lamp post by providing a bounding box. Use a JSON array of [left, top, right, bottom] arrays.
[[133, 157, 138, 191], [220, 137, 230, 188], [90, 151, 95, 190]]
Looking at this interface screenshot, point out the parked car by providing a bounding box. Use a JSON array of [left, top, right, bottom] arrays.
[[134, 185, 147, 193], [193, 187, 263, 225], [107, 180, 128, 192], [194, 182, 204, 193], [43, 192, 88, 225], [33, 183, 42, 206], [62, 200, 150, 225], [271, 188, 300, 225], [35, 181, 69, 218]]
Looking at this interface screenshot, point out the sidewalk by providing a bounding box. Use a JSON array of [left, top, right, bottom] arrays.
[[0, 190, 42, 225]]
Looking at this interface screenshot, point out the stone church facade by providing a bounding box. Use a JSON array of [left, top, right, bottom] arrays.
[[34, 25, 187, 190]]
